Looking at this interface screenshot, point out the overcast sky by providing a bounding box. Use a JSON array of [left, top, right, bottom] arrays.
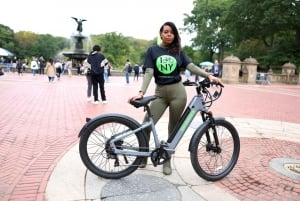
[[0, 0, 195, 45]]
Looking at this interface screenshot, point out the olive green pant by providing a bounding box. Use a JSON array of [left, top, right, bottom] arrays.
[[144, 81, 187, 138]]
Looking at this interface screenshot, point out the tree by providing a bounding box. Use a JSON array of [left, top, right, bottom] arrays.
[[14, 32, 66, 60], [183, 0, 234, 62], [14, 31, 38, 59], [0, 24, 15, 53], [227, 0, 300, 68], [89, 33, 150, 69]]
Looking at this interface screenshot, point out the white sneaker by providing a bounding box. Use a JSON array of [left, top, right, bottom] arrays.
[[93, 101, 99, 105], [87, 97, 92, 102], [102, 100, 108, 104]]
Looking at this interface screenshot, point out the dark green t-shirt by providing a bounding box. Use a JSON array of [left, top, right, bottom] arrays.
[[144, 45, 191, 85]]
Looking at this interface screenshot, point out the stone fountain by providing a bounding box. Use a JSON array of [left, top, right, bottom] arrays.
[[63, 17, 89, 64]]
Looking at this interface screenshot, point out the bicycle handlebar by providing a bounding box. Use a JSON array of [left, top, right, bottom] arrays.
[[182, 78, 223, 107], [182, 78, 224, 88]]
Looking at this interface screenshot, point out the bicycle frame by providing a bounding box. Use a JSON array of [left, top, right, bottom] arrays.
[[110, 92, 211, 158]]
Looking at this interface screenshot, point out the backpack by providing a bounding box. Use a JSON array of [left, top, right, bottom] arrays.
[[127, 64, 132, 73], [134, 65, 139, 72]]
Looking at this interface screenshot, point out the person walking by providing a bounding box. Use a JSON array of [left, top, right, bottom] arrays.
[[83, 59, 92, 101], [123, 59, 132, 84], [39, 56, 45, 75], [45, 58, 56, 82], [66, 60, 73, 77], [184, 69, 191, 81], [87, 45, 108, 104], [5, 57, 11, 73], [133, 64, 140, 81], [129, 21, 221, 175], [12, 57, 17, 73], [103, 60, 110, 82], [212, 60, 220, 77], [30, 57, 39, 76], [16, 59, 23, 76], [55, 61, 62, 80]]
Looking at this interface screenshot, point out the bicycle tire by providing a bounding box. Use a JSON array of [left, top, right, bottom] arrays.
[[79, 114, 148, 179], [189, 119, 240, 181]]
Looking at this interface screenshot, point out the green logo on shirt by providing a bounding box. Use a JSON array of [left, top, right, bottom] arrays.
[[156, 55, 177, 74]]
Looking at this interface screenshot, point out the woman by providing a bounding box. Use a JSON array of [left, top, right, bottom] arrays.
[[83, 59, 92, 101], [30, 57, 39, 76], [45, 58, 56, 82], [129, 22, 221, 175]]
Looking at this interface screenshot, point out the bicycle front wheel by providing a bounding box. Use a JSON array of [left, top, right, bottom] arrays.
[[79, 115, 148, 179], [190, 119, 240, 181]]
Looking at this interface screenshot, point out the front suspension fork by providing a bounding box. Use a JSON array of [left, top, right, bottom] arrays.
[[201, 111, 221, 149]]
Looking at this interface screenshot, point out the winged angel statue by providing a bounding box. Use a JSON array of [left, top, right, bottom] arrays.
[[71, 17, 87, 33]]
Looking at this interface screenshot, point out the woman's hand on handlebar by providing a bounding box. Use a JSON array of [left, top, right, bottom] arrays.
[[208, 74, 224, 87]]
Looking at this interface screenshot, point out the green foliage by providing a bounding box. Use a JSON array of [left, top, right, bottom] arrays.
[[0, 24, 15, 52], [184, 0, 300, 69], [183, 0, 234, 62], [14, 31, 67, 61], [89, 33, 151, 69]]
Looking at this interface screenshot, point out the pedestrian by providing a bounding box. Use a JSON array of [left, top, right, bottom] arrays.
[[12, 57, 17, 73], [129, 21, 221, 175], [123, 59, 132, 84], [87, 45, 108, 104], [184, 69, 191, 81], [55, 61, 62, 80], [103, 61, 111, 82], [16, 59, 23, 76], [39, 56, 45, 75], [83, 59, 92, 101], [133, 64, 140, 81], [30, 57, 39, 76], [45, 58, 56, 82], [66, 60, 73, 77], [61, 61, 66, 74], [5, 57, 11, 73], [212, 60, 220, 77]]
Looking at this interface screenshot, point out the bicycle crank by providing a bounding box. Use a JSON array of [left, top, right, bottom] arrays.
[[150, 147, 170, 166]]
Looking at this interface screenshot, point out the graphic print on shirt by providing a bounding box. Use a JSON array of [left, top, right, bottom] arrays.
[[156, 55, 177, 74]]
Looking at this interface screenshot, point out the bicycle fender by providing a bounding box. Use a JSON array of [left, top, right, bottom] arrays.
[[188, 117, 225, 151], [78, 113, 145, 138]]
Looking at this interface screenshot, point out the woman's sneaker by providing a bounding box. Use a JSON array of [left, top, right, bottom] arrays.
[[139, 158, 148, 168], [163, 160, 172, 175]]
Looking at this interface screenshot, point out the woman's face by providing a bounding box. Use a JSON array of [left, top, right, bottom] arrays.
[[160, 25, 175, 46]]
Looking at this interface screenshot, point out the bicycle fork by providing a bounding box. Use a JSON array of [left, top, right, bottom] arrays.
[[202, 112, 221, 153]]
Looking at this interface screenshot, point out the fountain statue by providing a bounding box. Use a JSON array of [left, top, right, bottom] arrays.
[[63, 17, 89, 66], [71, 17, 87, 33]]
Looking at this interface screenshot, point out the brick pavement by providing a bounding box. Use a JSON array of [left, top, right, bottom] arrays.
[[0, 73, 300, 201]]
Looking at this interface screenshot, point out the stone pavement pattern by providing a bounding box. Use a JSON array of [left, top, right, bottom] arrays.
[[0, 73, 299, 201]]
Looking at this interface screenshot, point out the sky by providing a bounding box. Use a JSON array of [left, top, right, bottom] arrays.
[[0, 0, 195, 45]]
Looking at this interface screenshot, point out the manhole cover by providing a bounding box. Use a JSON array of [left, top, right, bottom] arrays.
[[269, 158, 300, 180], [284, 163, 300, 176]]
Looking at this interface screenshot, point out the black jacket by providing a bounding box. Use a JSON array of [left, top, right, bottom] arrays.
[[87, 52, 106, 75]]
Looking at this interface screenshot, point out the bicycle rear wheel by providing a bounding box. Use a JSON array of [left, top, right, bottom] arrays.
[[190, 119, 240, 181], [79, 115, 148, 179]]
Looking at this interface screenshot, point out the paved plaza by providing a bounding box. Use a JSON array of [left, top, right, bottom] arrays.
[[0, 72, 299, 201]]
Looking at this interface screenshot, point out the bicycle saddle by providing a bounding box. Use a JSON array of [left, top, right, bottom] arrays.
[[130, 95, 157, 108]]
